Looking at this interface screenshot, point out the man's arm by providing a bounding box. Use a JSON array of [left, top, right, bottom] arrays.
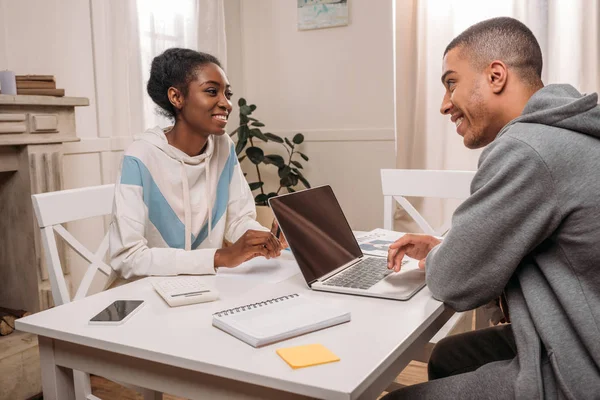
[[426, 136, 561, 311]]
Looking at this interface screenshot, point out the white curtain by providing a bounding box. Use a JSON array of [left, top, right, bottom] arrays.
[[90, 0, 145, 140], [393, 0, 600, 231]]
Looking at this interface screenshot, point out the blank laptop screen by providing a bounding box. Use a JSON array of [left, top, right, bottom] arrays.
[[269, 186, 363, 284]]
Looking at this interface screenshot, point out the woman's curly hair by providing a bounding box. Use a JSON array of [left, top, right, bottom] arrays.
[[147, 48, 222, 120]]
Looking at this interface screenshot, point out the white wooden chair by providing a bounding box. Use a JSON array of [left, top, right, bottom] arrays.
[[31, 184, 161, 400], [380, 169, 489, 362], [381, 169, 476, 236]]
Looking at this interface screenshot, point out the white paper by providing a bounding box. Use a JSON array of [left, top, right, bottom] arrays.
[[216, 251, 301, 284], [354, 228, 406, 258]]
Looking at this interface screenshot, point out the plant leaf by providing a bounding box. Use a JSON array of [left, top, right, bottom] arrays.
[[287, 187, 296, 193], [250, 104, 257, 112], [238, 125, 250, 142], [240, 114, 249, 125], [299, 176, 311, 188], [255, 193, 268, 205], [263, 154, 285, 167], [280, 176, 294, 187], [291, 160, 303, 169], [248, 117, 258, 122], [240, 104, 252, 116], [298, 152, 309, 161], [238, 98, 247, 107], [245, 146, 264, 164], [235, 139, 247, 155], [293, 169, 311, 188], [238, 155, 247, 162], [267, 192, 278, 199], [293, 133, 304, 144], [278, 165, 292, 178], [264, 133, 284, 143], [251, 121, 265, 127], [250, 128, 269, 142], [284, 137, 294, 148], [248, 182, 263, 191]]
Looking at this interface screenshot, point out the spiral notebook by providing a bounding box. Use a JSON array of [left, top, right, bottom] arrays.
[[212, 294, 351, 347]]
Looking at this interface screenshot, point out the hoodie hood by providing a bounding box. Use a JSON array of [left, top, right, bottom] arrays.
[[500, 84, 600, 139], [134, 126, 214, 164]]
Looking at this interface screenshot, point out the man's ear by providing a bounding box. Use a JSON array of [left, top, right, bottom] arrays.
[[168, 87, 184, 112], [488, 60, 508, 94]]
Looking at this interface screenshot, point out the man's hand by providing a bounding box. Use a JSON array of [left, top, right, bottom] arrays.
[[387, 234, 441, 272], [214, 230, 281, 268]]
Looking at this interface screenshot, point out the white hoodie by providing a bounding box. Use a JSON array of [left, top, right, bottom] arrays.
[[109, 126, 266, 280]]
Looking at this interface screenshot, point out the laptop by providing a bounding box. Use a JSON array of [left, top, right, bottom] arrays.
[[268, 185, 426, 301]]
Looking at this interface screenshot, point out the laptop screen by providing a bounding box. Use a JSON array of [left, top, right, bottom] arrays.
[[269, 186, 363, 284]]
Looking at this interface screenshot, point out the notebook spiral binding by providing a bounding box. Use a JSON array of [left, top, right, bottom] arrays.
[[213, 293, 299, 317]]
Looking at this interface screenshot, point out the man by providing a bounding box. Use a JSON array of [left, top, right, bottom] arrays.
[[384, 17, 600, 399]]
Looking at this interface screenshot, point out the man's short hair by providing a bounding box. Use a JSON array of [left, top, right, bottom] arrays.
[[444, 17, 543, 86]]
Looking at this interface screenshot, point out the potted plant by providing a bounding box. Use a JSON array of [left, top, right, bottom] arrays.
[[230, 98, 311, 227]]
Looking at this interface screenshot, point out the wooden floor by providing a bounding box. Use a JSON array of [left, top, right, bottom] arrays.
[[90, 361, 428, 399]]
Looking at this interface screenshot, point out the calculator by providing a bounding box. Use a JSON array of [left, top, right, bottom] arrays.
[[152, 276, 219, 307]]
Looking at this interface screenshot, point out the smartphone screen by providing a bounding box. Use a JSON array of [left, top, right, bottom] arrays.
[[90, 300, 144, 323]]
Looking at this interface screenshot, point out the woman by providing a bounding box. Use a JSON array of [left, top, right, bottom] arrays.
[[109, 48, 280, 281]]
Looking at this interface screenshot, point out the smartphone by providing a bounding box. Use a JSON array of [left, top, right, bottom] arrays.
[[89, 300, 145, 325]]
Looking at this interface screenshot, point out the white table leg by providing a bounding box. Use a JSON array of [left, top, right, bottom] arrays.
[[73, 369, 94, 400], [38, 336, 76, 400]]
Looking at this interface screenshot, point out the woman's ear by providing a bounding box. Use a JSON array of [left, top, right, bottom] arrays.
[[488, 60, 508, 94], [168, 87, 184, 111]]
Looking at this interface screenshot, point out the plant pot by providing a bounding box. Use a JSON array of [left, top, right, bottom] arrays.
[[255, 204, 274, 229]]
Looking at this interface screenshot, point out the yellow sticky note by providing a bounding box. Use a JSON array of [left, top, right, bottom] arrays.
[[276, 344, 340, 369]]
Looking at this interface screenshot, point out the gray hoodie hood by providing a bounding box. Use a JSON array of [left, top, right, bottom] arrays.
[[501, 83, 600, 139]]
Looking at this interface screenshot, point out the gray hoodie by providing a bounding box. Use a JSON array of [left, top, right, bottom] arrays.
[[426, 84, 600, 399]]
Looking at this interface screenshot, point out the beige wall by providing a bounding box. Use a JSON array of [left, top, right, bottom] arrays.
[[0, 0, 120, 295], [228, 0, 396, 230]]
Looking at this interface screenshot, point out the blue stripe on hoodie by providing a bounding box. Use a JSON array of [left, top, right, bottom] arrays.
[[120, 155, 190, 249]]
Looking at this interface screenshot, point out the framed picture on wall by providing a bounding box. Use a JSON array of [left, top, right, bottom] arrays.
[[297, 0, 349, 31]]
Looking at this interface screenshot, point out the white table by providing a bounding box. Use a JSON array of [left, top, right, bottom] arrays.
[[16, 253, 453, 400]]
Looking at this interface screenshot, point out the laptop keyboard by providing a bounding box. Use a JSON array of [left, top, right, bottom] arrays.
[[323, 257, 409, 290]]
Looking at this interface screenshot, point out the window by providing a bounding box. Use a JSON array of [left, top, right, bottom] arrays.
[[137, 0, 197, 128]]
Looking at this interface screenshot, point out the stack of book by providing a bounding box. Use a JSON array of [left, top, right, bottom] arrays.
[[15, 75, 65, 97]]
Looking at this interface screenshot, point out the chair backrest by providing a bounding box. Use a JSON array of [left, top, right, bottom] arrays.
[[31, 184, 115, 306], [380, 169, 476, 235]]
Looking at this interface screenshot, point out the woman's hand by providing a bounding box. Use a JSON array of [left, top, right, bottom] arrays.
[[387, 234, 441, 272], [270, 219, 289, 249], [214, 230, 281, 268]]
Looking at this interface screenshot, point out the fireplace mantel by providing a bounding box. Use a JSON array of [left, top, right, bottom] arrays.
[[0, 95, 89, 313]]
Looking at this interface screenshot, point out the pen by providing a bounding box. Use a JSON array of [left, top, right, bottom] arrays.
[[172, 290, 210, 297]]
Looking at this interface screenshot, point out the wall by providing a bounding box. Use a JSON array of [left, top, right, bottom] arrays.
[[0, 0, 119, 295], [228, 0, 396, 230]]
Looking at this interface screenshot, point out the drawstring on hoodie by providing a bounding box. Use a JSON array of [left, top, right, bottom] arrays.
[[179, 153, 213, 250], [180, 160, 192, 250], [206, 159, 212, 242]]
